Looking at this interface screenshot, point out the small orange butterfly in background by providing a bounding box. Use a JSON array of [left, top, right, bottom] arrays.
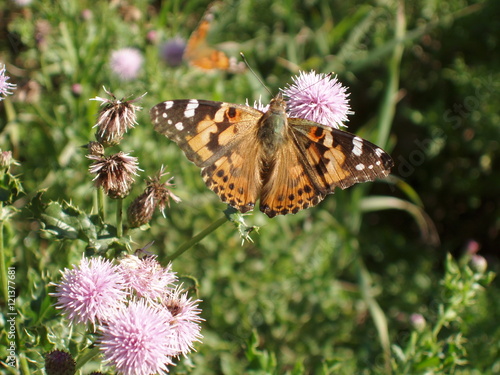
[[183, 2, 244, 73], [150, 73, 394, 218]]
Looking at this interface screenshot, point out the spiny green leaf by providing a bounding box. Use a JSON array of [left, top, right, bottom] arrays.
[[39, 200, 97, 241]]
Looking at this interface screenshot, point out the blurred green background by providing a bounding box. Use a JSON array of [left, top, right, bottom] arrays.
[[1, 0, 499, 373]]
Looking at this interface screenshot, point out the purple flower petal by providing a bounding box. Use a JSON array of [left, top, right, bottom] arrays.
[[99, 300, 176, 375], [51, 257, 127, 326], [281, 70, 354, 129]]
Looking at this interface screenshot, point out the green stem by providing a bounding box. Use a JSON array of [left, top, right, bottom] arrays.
[[376, 0, 406, 149], [19, 352, 30, 375], [165, 216, 228, 262], [97, 187, 105, 222], [116, 197, 123, 238]]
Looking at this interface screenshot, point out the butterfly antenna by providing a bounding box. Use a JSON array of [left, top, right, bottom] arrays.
[[240, 52, 273, 96]]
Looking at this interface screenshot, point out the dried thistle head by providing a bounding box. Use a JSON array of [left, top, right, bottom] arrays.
[[84, 141, 105, 156], [127, 166, 181, 227], [149, 166, 181, 216], [127, 187, 156, 227], [88, 151, 141, 198], [90, 87, 145, 146]]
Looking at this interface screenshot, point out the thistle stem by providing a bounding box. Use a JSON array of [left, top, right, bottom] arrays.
[[97, 188, 105, 222], [165, 216, 228, 261], [116, 198, 123, 238]]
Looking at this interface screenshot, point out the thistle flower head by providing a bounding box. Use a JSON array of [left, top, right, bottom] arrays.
[[0, 150, 20, 169], [90, 87, 145, 146], [0, 64, 16, 100], [50, 257, 127, 326], [88, 151, 141, 198], [98, 299, 176, 375], [162, 286, 204, 356], [127, 166, 180, 227], [470, 254, 487, 274], [281, 70, 353, 129], [85, 141, 105, 157], [44, 350, 76, 375], [119, 254, 177, 299], [409, 313, 426, 332], [127, 188, 156, 228], [149, 166, 181, 215], [110, 48, 144, 81], [160, 38, 186, 67]]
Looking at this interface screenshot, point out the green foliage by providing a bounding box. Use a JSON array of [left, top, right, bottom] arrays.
[[391, 253, 495, 374], [32, 195, 127, 253], [0, 0, 499, 374]]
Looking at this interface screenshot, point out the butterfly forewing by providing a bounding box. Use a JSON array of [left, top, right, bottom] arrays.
[[150, 100, 264, 212], [151, 100, 261, 166]]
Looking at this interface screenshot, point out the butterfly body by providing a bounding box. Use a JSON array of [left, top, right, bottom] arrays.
[[151, 96, 393, 217], [256, 95, 288, 155]]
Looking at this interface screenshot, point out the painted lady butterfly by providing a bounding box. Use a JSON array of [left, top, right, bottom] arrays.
[[183, 3, 244, 72], [151, 94, 394, 217]]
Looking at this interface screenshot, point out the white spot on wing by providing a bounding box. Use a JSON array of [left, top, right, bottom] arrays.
[[184, 99, 199, 118], [175, 122, 184, 131], [352, 137, 364, 156], [375, 148, 385, 157], [162, 113, 168, 118], [355, 163, 365, 171], [164, 101, 174, 109]]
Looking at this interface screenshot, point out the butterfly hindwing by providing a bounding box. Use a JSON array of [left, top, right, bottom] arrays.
[[259, 138, 324, 217], [150, 100, 264, 212], [201, 136, 263, 213]]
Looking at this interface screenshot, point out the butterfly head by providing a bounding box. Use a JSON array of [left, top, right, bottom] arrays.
[[267, 93, 286, 113]]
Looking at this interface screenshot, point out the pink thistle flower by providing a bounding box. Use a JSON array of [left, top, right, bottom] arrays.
[[119, 255, 177, 299], [98, 299, 177, 375], [51, 257, 127, 326], [0, 64, 16, 100], [162, 286, 204, 356], [281, 70, 353, 129], [0, 149, 20, 169], [110, 48, 144, 81]]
